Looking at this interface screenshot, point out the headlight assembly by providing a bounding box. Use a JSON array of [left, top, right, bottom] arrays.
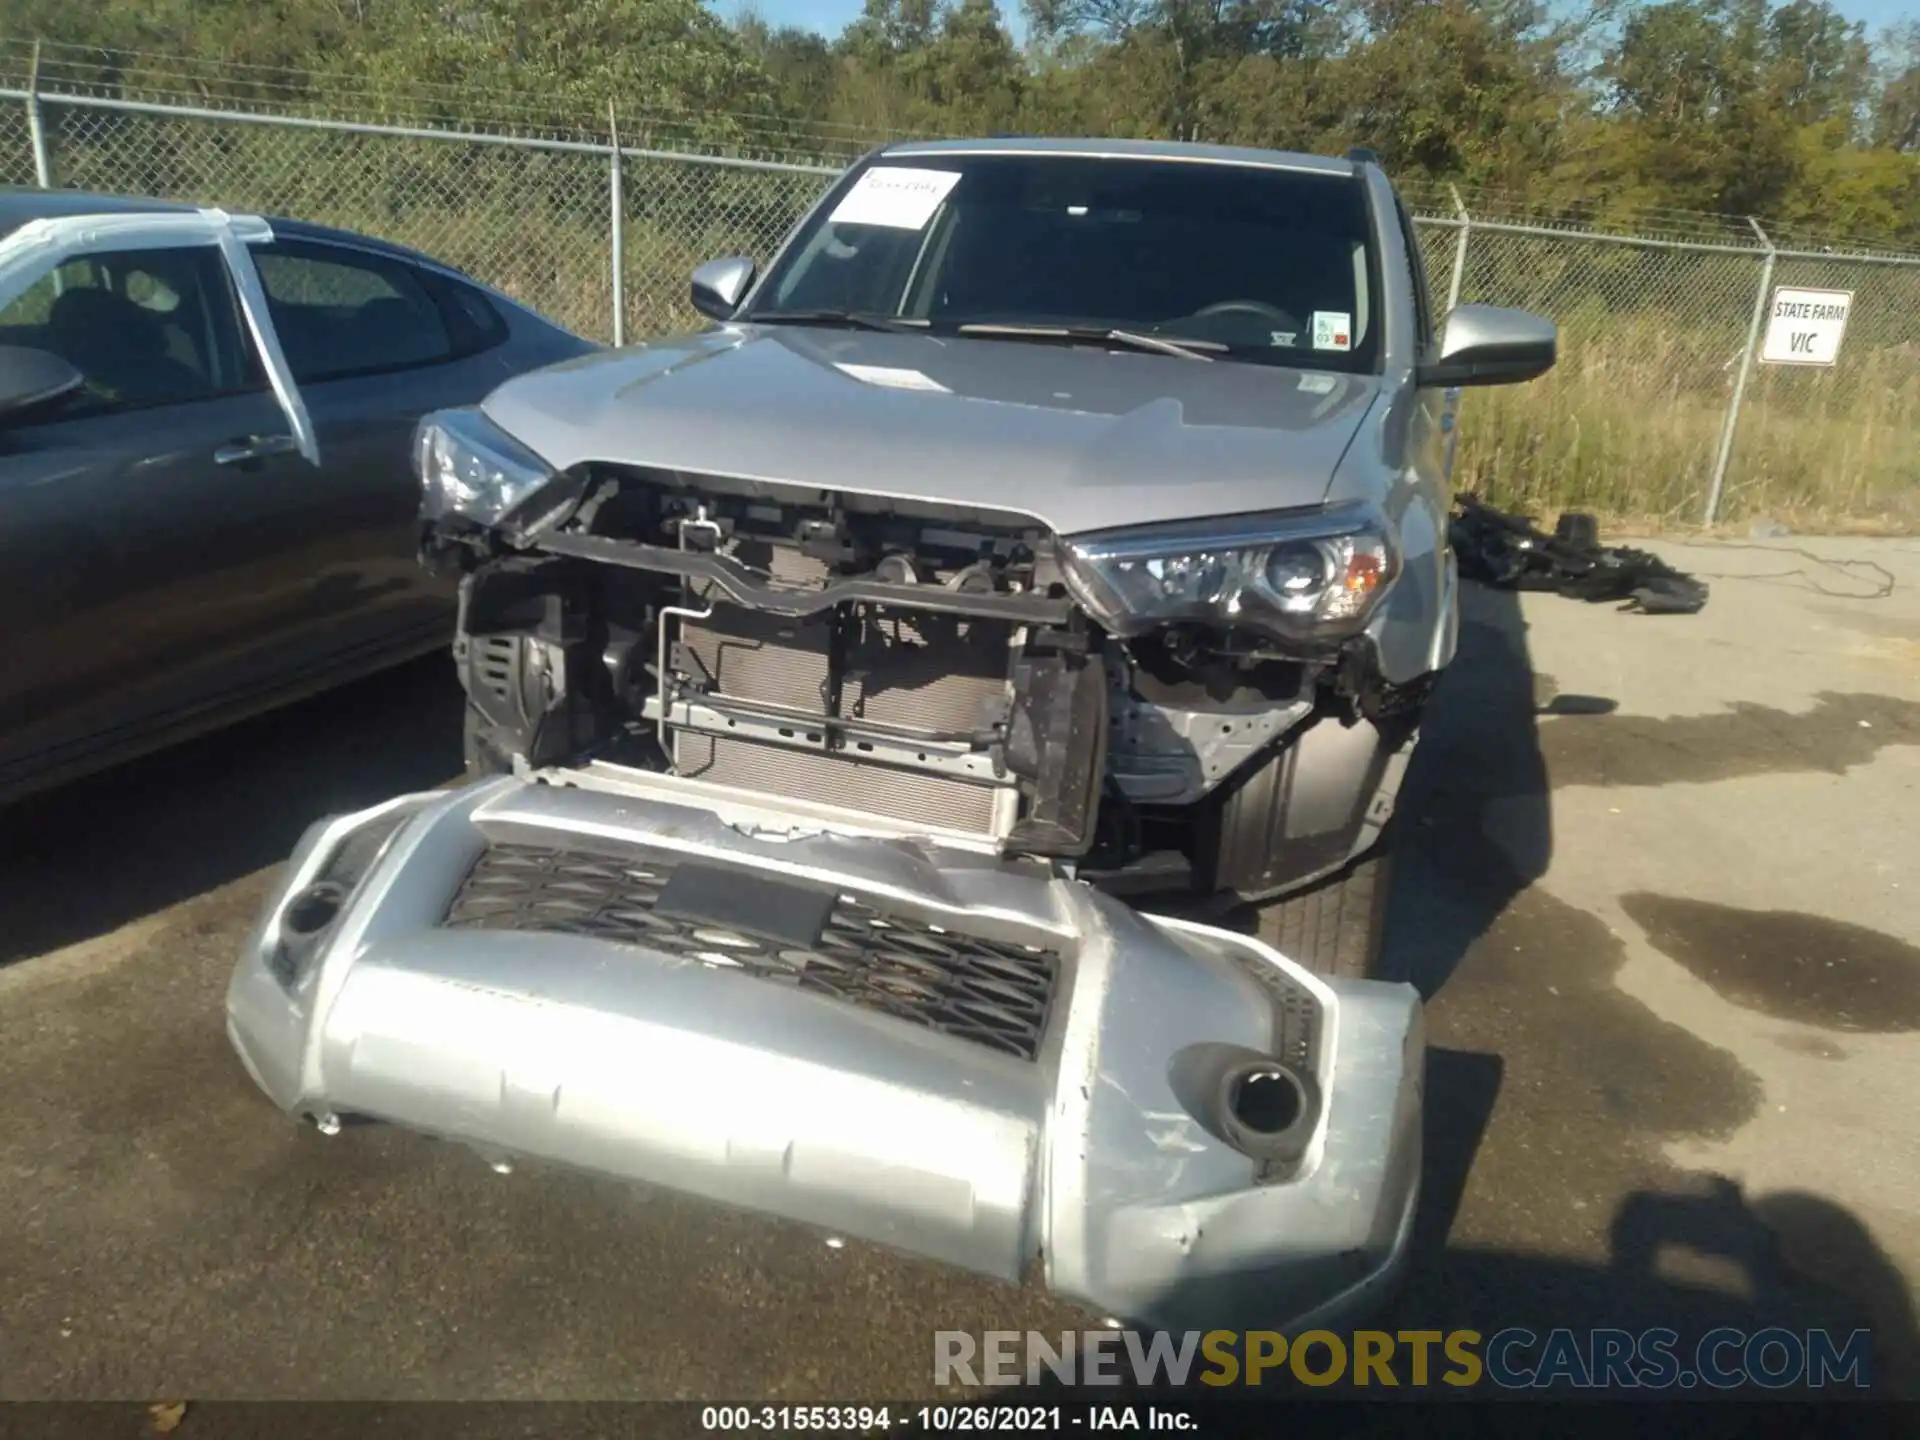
[[414, 407, 558, 530], [1060, 503, 1401, 645]]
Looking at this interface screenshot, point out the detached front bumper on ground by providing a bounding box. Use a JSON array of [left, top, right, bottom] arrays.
[[227, 769, 1424, 1334]]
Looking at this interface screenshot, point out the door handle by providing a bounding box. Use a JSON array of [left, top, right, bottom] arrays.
[[214, 434, 300, 467]]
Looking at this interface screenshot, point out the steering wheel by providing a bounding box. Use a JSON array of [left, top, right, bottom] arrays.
[[1189, 300, 1300, 327]]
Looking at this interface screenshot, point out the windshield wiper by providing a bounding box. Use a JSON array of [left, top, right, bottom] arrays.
[[955, 323, 1223, 361], [749, 309, 929, 335]]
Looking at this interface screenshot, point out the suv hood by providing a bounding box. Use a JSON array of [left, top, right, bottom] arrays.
[[482, 325, 1382, 536]]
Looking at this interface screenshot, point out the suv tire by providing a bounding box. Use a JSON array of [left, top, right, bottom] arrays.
[[1251, 836, 1395, 980]]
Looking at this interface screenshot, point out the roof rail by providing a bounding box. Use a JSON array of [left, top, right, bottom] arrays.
[[1346, 147, 1380, 166]]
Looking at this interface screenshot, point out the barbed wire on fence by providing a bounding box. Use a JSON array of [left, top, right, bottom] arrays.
[[3, 63, 1916, 530], [1396, 178, 1768, 251]]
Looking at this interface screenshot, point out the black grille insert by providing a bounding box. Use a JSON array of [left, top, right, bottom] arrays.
[[442, 843, 1062, 1061]]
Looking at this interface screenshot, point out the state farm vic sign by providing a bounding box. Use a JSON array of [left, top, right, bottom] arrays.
[[1759, 286, 1853, 366]]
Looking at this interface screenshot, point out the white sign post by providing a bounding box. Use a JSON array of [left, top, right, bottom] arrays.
[[1759, 286, 1853, 366]]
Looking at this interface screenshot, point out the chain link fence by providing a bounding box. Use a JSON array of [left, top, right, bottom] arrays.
[[1732, 253, 1920, 523], [1409, 209, 1920, 528], [5, 84, 1917, 528], [50, 103, 621, 339], [619, 156, 836, 338], [0, 94, 30, 186]]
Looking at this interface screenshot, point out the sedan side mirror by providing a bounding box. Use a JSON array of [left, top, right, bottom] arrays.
[[1417, 305, 1557, 389], [690, 256, 756, 322], [0, 346, 83, 424]]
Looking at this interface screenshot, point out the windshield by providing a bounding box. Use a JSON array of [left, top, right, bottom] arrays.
[[744, 153, 1382, 373]]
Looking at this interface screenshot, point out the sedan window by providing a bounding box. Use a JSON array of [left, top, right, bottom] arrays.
[[252, 241, 455, 383], [0, 244, 254, 414], [435, 277, 510, 355]]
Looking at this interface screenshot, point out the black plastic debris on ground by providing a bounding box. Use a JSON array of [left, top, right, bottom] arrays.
[[1450, 494, 1710, 615]]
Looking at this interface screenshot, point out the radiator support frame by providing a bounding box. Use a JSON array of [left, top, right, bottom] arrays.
[[654, 596, 1040, 843]]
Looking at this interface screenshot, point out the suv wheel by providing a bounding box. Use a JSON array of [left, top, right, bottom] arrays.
[[1250, 835, 1395, 980]]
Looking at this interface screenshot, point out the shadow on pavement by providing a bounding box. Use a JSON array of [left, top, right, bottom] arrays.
[[970, 582, 1916, 1407], [1313, 581, 1912, 1400], [0, 655, 465, 969], [1386, 580, 1554, 1002], [984, 1175, 1917, 1405]]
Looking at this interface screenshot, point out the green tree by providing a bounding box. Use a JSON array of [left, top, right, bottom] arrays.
[[348, 0, 776, 135], [1592, 0, 1884, 221], [1874, 22, 1920, 153], [735, 11, 841, 126], [1023, 0, 1347, 138], [825, 0, 1021, 133], [1324, 0, 1575, 184], [6, 0, 1919, 248]]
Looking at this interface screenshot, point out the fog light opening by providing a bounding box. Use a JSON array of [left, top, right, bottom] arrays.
[[1230, 1067, 1304, 1135], [283, 883, 346, 937]]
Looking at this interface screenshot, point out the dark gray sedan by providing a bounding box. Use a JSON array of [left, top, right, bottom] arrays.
[[0, 189, 596, 804]]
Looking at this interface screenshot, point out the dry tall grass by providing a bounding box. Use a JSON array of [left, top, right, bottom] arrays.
[[1454, 326, 1919, 531]]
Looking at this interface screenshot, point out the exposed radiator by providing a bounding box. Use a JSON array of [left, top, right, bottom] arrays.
[[670, 606, 1014, 835], [680, 610, 832, 712], [843, 614, 1010, 731], [675, 732, 1002, 832]]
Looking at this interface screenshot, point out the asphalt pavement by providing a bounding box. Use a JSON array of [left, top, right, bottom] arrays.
[[1, 534, 1915, 1403]]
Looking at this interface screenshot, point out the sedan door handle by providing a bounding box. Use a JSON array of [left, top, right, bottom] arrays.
[[214, 434, 300, 467]]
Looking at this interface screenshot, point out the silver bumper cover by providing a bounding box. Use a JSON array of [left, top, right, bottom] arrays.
[[227, 771, 1424, 1334]]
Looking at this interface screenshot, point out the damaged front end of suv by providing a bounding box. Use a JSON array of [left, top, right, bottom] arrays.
[[432, 440, 1420, 924], [229, 139, 1554, 1336]]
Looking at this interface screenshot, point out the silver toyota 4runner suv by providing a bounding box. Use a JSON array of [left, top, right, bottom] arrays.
[[228, 139, 1554, 1337]]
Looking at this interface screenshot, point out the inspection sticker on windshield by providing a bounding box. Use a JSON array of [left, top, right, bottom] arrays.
[[829, 168, 962, 230], [834, 363, 950, 393], [1311, 311, 1352, 351]]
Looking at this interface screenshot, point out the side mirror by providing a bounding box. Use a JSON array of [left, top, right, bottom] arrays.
[[0, 346, 83, 424], [1417, 305, 1557, 389], [690, 256, 756, 323]]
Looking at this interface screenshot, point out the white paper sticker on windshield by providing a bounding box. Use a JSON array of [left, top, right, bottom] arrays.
[[1271, 331, 1298, 347], [1312, 312, 1352, 352], [828, 168, 962, 230], [1298, 373, 1338, 395], [835, 363, 951, 393]]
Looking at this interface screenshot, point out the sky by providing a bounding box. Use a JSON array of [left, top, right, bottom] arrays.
[[726, 0, 1014, 41], [723, 0, 1912, 44]]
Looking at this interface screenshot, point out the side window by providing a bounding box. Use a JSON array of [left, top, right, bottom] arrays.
[[1393, 195, 1436, 353], [252, 241, 455, 383], [0, 244, 254, 416], [433, 275, 510, 355]]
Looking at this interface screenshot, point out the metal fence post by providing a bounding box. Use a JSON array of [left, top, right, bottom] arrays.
[[1443, 184, 1471, 481], [26, 40, 54, 188], [1445, 183, 1470, 313], [1703, 218, 1775, 527], [608, 101, 626, 349]]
